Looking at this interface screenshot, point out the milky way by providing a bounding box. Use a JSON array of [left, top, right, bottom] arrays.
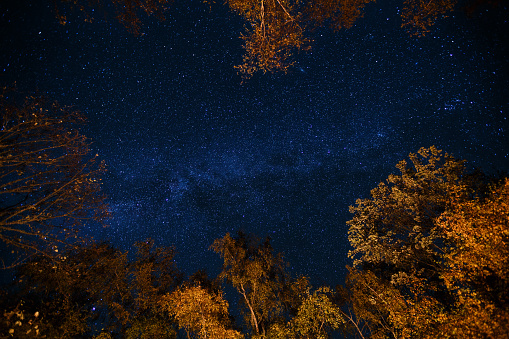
[[1, 0, 508, 286]]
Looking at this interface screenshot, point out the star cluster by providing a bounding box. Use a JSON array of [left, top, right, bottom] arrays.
[[1, 0, 508, 285]]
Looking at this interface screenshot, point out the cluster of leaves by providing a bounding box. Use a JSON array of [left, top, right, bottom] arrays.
[[227, 0, 310, 78], [0, 89, 109, 269], [401, 0, 458, 37], [161, 281, 242, 339]]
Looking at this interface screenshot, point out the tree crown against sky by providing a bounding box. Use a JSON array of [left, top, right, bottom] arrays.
[[345, 146, 509, 338]]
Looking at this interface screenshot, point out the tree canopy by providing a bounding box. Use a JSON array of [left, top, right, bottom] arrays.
[[2, 118, 507, 339], [345, 146, 509, 338], [46, 0, 492, 79]]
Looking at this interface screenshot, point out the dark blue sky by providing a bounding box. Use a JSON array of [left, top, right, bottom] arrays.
[[1, 0, 508, 287]]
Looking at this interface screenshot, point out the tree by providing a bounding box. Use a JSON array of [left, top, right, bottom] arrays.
[[345, 146, 509, 338], [347, 146, 467, 284], [284, 286, 344, 339], [432, 177, 509, 338], [210, 232, 308, 337], [0, 91, 109, 269], [226, 0, 310, 79]]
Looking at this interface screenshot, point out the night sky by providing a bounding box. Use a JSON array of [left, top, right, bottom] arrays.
[[1, 0, 508, 287]]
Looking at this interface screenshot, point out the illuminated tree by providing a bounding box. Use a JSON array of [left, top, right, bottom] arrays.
[[226, 0, 310, 79], [432, 178, 509, 338], [347, 146, 467, 282], [161, 284, 243, 339], [211, 232, 308, 337], [346, 146, 509, 338], [285, 286, 344, 339], [0, 91, 109, 269]]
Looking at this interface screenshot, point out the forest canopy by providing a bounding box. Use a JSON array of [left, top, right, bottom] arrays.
[[2, 136, 508, 338]]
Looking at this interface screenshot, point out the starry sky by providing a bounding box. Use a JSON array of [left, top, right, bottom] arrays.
[[1, 0, 508, 287]]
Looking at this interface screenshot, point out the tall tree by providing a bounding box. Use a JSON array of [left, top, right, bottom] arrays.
[[210, 232, 308, 337], [0, 91, 109, 269]]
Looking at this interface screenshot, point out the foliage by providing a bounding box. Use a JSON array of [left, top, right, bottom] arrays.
[[286, 286, 344, 339], [345, 266, 445, 339], [304, 0, 375, 31], [226, 0, 461, 77], [346, 146, 509, 338], [401, 0, 457, 37], [45, 0, 491, 78], [124, 315, 177, 339], [347, 146, 466, 282], [0, 239, 180, 338], [432, 177, 509, 338], [0, 90, 109, 269], [161, 283, 243, 339], [226, 0, 310, 79]]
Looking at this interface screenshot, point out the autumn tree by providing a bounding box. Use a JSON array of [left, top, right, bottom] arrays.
[[345, 146, 509, 338], [225, 0, 310, 79], [161, 281, 243, 339], [347, 146, 468, 282], [0, 91, 109, 269], [267, 286, 345, 339], [431, 177, 509, 338], [211, 232, 309, 337]]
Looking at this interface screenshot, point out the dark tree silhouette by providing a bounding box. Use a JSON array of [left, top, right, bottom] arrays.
[[0, 90, 109, 268]]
